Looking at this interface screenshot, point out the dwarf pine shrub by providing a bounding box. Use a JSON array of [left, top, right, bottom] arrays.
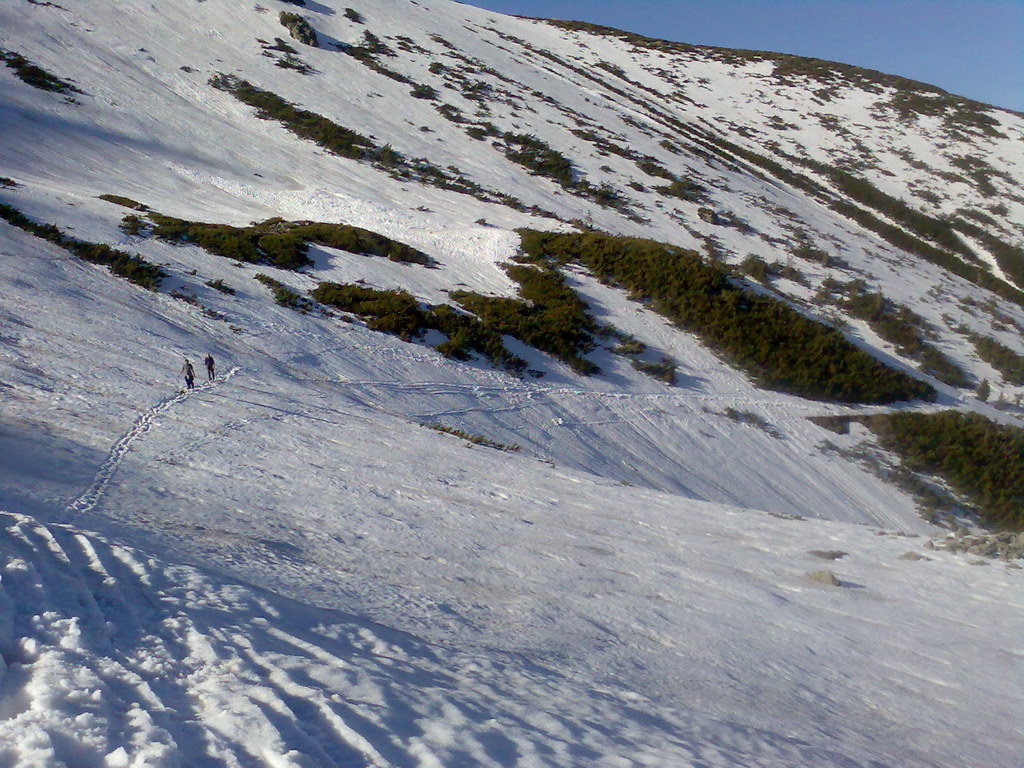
[[975, 378, 991, 402], [970, 334, 1024, 385], [864, 411, 1024, 531], [254, 273, 309, 310], [279, 12, 318, 47], [147, 212, 433, 270], [0, 202, 163, 290], [210, 74, 374, 160], [209, 75, 517, 205], [426, 423, 520, 452], [502, 134, 574, 186], [518, 229, 936, 404], [655, 178, 708, 203], [313, 283, 425, 338], [818, 278, 970, 387], [312, 282, 521, 367], [452, 264, 599, 374], [631, 356, 676, 384], [98, 194, 148, 210], [118, 214, 148, 236], [314, 269, 602, 375], [0, 49, 80, 94], [410, 83, 438, 100], [205, 278, 235, 295]]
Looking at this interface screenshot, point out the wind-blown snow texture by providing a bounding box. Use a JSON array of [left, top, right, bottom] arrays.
[[1, 0, 1023, 766]]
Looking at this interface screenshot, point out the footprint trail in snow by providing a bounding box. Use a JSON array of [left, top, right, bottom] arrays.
[[64, 367, 239, 517]]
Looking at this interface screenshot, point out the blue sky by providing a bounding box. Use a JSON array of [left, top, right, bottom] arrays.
[[463, 0, 1024, 112]]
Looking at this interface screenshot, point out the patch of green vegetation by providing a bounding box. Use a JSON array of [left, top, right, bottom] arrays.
[[314, 264, 603, 375], [502, 133, 574, 186], [948, 155, 1011, 198], [209, 74, 539, 212], [150, 215, 306, 269], [452, 264, 599, 375], [975, 378, 991, 402], [816, 278, 970, 387], [205, 278, 235, 295], [410, 83, 437, 100], [951, 218, 1024, 291], [345, 30, 393, 61], [278, 12, 318, 47], [740, 254, 771, 282], [341, 31, 423, 84], [254, 273, 311, 310], [654, 178, 708, 203], [425, 423, 520, 452], [569, 127, 674, 185], [631, 356, 676, 384], [741, 254, 808, 286], [118, 214, 148, 237], [715, 148, 1024, 305], [0, 202, 163, 290], [610, 335, 646, 357], [801, 159, 972, 257], [956, 208, 997, 227], [210, 74, 375, 160], [258, 37, 315, 73], [260, 37, 298, 54], [970, 333, 1024, 385], [722, 407, 781, 438], [145, 212, 433, 270], [798, 172, 1024, 305], [887, 91, 1004, 139], [98, 194, 148, 211], [863, 411, 1024, 530], [492, 133, 633, 213], [518, 230, 936, 404], [496, 20, 1020, 301], [0, 49, 80, 95], [344, 7, 364, 23], [311, 282, 524, 370]]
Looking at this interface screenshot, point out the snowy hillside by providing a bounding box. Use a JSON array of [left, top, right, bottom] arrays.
[[1, 0, 1023, 765]]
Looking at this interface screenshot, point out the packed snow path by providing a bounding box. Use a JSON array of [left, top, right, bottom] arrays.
[[63, 368, 239, 518]]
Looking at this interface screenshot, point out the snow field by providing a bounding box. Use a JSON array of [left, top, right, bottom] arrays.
[[1, 0, 1023, 764], [1, 210, 1023, 766]]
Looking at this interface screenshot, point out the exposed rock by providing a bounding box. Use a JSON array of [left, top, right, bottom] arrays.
[[899, 551, 928, 561], [805, 569, 841, 587], [808, 549, 847, 560], [930, 530, 1024, 561]]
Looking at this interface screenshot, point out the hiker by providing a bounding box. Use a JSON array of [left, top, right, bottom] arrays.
[[204, 353, 216, 381], [181, 358, 195, 390]]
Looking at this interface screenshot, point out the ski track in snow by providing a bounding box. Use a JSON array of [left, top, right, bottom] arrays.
[[63, 367, 239, 518]]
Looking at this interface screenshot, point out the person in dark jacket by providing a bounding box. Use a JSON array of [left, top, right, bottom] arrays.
[[204, 353, 216, 381], [181, 358, 195, 390]]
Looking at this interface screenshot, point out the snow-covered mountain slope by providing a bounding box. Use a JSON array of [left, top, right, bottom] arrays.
[[1, 0, 1023, 765], [4, 503, 1021, 768]]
